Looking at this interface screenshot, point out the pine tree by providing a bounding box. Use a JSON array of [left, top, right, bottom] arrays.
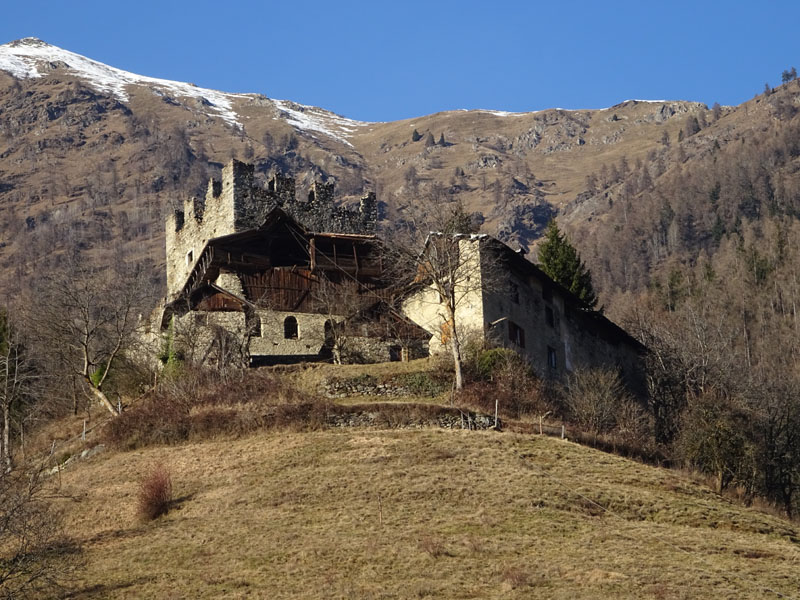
[[537, 220, 599, 309]]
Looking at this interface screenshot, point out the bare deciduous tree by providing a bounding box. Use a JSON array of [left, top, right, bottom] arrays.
[[22, 258, 154, 416], [0, 313, 38, 472], [565, 368, 632, 437], [393, 200, 488, 390], [0, 469, 82, 599]]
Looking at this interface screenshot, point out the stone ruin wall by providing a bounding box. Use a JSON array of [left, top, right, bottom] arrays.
[[165, 160, 378, 299]]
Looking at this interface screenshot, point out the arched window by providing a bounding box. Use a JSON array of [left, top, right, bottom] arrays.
[[284, 316, 298, 339]]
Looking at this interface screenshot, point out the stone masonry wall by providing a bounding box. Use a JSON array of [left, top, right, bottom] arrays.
[[165, 160, 378, 300]]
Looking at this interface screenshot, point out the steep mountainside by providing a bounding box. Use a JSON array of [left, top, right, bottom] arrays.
[[1, 37, 798, 303]]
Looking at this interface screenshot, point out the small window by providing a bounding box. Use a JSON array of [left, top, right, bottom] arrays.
[[389, 346, 402, 362], [542, 286, 553, 302], [547, 346, 557, 369], [510, 282, 519, 304], [545, 306, 554, 327], [508, 321, 525, 348], [283, 316, 298, 339], [249, 316, 262, 337], [187, 250, 194, 266]]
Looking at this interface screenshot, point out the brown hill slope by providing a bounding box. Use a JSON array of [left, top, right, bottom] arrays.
[[48, 428, 800, 599]]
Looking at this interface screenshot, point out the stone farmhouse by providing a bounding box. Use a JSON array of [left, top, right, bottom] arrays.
[[154, 159, 644, 392], [402, 235, 647, 395]]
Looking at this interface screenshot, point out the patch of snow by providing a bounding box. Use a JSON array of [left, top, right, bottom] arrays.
[[272, 99, 369, 146], [0, 37, 244, 127], [478, 109, 532, 117]]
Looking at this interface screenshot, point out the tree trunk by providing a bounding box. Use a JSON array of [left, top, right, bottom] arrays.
[[3, 403, 11, 472], [86, 381, 119, 416], [450, 332, 463, 391]]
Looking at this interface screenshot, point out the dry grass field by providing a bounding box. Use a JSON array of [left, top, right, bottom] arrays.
[[51, 427, 800, 599]]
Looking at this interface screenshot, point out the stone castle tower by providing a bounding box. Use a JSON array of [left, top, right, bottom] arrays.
[[165, 160, 378, 299]]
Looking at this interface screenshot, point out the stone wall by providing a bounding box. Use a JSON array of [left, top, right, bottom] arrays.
[[479, 245, 645, 394], [325, 408, 497, 431], [341, 335, 428, 364], [172, 310, 251, 366], [323, 372, 448, 398], [249, 310, 332, 358]]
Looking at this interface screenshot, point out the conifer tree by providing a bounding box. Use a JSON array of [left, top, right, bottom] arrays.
[[537, 220, 599, 309]]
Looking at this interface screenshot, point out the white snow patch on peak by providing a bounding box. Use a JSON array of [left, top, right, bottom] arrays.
[[477, 109, 532, 117], [0, 37, 247, 127], [272, 99, 369, 146]]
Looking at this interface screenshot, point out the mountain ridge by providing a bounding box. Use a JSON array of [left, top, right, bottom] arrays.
[[2, 36, 788, 307]]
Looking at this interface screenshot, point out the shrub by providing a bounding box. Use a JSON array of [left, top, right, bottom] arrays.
[[104, 366, 316, 449], [0, 470, 82, 598], [475, 348, 519, 380], [565, 368, 634, 436], [104, 395, 191, 450], [418, 535, 449, 558], [501, 566, 530, 588], [137, 464, 173, 521], [392, 372, 448, 396], [457, 354, 551, 421]]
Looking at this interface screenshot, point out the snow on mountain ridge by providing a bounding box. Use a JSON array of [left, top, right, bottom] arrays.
[[0, 37, 368, 142], [272, 99, 369, 147], [0, 37, 245, 127]]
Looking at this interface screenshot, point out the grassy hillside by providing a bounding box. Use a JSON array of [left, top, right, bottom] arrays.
[[54, 428, 800, 599]]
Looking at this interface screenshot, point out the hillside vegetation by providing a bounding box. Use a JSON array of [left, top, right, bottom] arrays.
[[52, 428, 800, 599]]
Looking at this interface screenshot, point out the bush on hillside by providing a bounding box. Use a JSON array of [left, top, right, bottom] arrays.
[[458, 351, 551, 421], [103, 366, 316, 449], [564, 368, 651, 443], [137, 464, 173, 521]]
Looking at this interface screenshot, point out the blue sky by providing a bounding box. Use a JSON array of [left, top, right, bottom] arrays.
[[2, 0, 798, 122]]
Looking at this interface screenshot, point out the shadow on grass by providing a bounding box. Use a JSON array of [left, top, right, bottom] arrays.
[[63, 575, 158, 598]]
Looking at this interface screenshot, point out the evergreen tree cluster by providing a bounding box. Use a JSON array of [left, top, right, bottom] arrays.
[[411, 129, 446, 146], [537, 220, 599, 309]]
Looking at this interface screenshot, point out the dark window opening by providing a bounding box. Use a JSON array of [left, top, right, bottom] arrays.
[[547, 346, 557, 369], [542, 286, 553, 302], [508, 321, 526, 348], [284, 316, 298, 339], [249, 315, 262, 337], [389, 345, 402, 362], [545, 306, 554, 327], [510, 282, 519, 304]]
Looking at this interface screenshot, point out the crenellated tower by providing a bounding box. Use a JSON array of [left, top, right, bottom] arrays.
[[165, 159, 379, 299]]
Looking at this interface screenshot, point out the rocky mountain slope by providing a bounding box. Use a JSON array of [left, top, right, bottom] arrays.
[[1, 37, 797, 301]]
